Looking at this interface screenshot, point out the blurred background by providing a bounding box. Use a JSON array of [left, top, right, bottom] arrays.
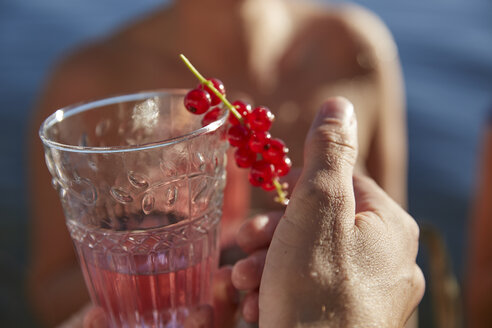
[[1, 0, 491, 326]]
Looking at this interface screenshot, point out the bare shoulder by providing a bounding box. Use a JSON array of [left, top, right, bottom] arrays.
[[335, 4, 398, 62], [323, 3, 398, 66], [36, 28, 166, 121], [39, 39, 123, 113], [293, 2, 398, 68], [48, 8, 170, 92]]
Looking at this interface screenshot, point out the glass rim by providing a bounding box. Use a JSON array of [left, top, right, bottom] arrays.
[[39, 89, 228, 154]]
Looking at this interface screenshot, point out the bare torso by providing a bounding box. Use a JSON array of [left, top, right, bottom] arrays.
[[41, 0, 395, 192]]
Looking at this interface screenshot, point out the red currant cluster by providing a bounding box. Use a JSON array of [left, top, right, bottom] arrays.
[[227, 101, 291, 192], [181, 55, 290, 204], [184, 78, 227, 127]]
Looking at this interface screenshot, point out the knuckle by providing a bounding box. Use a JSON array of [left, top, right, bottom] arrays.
[[400, 212, 420, 244], [413, 265, 426, 297], [409, 219, 420, 241], [311, 126, 357, 166], [300, 174, 350, 211]]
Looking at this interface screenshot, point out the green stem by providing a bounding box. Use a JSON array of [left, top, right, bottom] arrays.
[[180, 54, 289, 206], [273, 178, 288, 205], [180, 54, 242, 122]]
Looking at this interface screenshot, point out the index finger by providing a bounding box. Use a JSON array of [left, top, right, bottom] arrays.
[[236, 212, 283, 254]]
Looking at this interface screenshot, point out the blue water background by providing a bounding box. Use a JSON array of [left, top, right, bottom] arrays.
[[1, 0, 491, 326]]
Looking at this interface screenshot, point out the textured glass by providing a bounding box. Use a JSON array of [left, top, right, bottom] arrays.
[[40, 90, 228, 327]]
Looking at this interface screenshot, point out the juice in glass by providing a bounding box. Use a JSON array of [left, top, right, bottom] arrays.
[[40, 90, 228, 327]]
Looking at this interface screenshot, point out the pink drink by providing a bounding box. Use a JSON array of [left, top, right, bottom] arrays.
[[68, 212, 220, 328], [41, 90, 229, 327]]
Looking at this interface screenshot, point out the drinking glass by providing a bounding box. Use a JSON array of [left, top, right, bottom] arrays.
[[39, 90, 229, 327]]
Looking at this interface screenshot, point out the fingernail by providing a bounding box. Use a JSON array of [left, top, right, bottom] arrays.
[[319, 97, 354, 123], [232, 258, 256, 290]]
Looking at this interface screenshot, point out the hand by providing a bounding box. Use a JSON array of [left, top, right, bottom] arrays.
[[72, 266, 238, 328], [55, 304, 105, 328], [232, 98, 425, 327]]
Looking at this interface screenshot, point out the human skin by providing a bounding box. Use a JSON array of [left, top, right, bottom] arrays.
[[28, 0, 407, 325], [232, 98, 424, 327], [78, 98, 421, 328]]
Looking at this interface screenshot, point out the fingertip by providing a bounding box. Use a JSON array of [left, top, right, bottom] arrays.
[[231, 250, 267, 291], [236, 215, 270, 252], [236, 213, 282, 254], [319, 97, 354, 121], [231, 258, 249, 290], [302, 97, 358, 180], [241, 291, 259, 323]]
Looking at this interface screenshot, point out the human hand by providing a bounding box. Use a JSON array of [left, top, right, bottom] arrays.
[[55, 304, 105, 328], [232, 97, 425, 327], [73, 266, 238, 328]]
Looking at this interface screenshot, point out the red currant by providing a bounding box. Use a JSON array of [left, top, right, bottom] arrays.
[[247, 106, 274, 132], [179, 54, 291, 203], [249, 160, 275, 187], [248, 173, 262, 187], [201, 107, 222, 126], [229, 100, 252, 125], [262, 138, 288, 164], [198, 78, 225, 106], [274, 156, 292, 177], [261, 181, 276, 191], [234, 147, 256, 168], [227, 125, 251, 147], [248, 130, 271, 153], [184, 88, 211, 114]]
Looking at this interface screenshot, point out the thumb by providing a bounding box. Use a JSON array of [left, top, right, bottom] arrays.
[[303, 97, 357, 178], [289, 97, 358, 228], [258, 98, 358, 327]]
